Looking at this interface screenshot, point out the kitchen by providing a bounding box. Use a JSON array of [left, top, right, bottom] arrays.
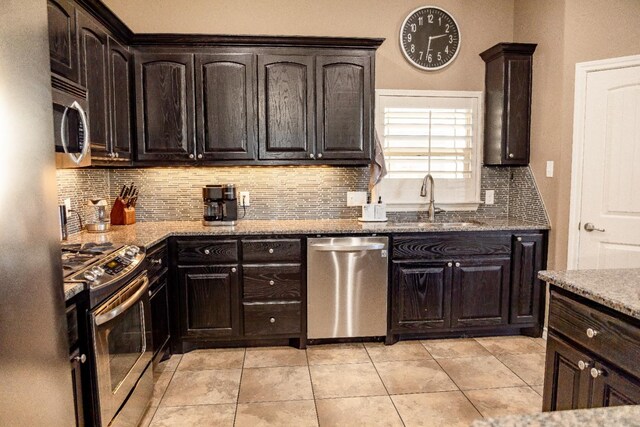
[[1, 0, 640, 425]]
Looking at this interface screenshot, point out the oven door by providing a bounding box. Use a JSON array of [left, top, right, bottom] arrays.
[[91, 273, 152, 426]]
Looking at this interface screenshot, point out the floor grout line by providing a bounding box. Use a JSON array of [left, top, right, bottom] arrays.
[[232, 348, 247, 426], [305, 347, 322, 427], [364, 344, 407, 427], [146, 355, 182, 425]]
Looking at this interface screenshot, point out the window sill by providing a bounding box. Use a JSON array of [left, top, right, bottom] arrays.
[[386, 201, 482, 212]]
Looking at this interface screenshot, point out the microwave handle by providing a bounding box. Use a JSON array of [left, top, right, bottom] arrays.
[[60, 101, 90, 165], [95, 275, 149, 326]]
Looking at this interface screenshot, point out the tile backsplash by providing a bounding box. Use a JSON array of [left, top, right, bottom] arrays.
[[56, 165, 549, 234]]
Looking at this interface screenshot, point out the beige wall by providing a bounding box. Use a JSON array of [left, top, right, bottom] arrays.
[[515, 0, 640, 268], [103, 0, 515, 91]]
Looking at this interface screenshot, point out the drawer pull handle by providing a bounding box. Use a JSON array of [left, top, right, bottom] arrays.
[[268, 248, 274, 254], [204, 249, 211, 255], [150, 259, 162, 265], [231, 267, 237, 273], [73, 354, 87, 364], [517, 237, 522, 242], [447, 262, 453, 267], [590, 367, 604, 378], [578, 360, 591, 370], [586, 328, 598, 338], [269, 317, 276, 323], [455, 262, 461, 267], [269, 280, 275, 286], [509, 153, 514, 158]]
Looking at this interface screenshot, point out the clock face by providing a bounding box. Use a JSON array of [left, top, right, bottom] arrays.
[[400, 6, 461, 71]]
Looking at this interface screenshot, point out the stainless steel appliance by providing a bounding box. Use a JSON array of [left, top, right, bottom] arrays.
[[63, 244, 152, 426], [307, 237, 389, 339], [0, 1, 75, 423], [52, 77, 91, 168], [202, 184, 238, 226]]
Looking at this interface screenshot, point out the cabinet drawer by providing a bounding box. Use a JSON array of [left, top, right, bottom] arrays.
[[243, 265, 301, 300], [242, 239, 301, 262], [66, 303, 79, 352], [392, 234, 511, 260], [177, 240, 238, 264], [146, 244, 168, 280], [549, 291, 640, 379], [243, 302, 301, 336]]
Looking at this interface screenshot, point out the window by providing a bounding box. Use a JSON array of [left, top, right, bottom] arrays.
[[375, 90, 483, 210]]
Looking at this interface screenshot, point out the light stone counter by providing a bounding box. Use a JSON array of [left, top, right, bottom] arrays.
[[470, 405, 640, 427], [538, 268, 640, 321]]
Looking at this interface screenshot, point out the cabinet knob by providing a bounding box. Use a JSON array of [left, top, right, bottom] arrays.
[[150, 258, 162, 265], [115, 152, 119, 158], [197, 153, 203, 159], [455, 262, 461, 267], [268, 248, 274, 254], [317, 153, 323, 159], [509, 153, 514, 158], [586, 328, 598, 338], [189, 153, 195, 159], [204, 249, 210, 255], [73, 354, 87, 364], [590, 367, 604, 378], [269, 280, 275, 286], [269, 317, 276, 323], [517, 237, 522, 242], [231, 267, 237, 273], [447, 262, 453, 267], [107, 152, 113, 158], [309, 153, 315, 159], [578, 360, 591, 370]]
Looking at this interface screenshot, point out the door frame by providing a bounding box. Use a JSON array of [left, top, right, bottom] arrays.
[[567, 54, 640, 269]]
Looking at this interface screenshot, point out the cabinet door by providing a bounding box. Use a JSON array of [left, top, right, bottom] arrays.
[[77, 12, 109, 158], [503, 54, 533, 164], [258, 55, 315, 160], [150, 276, 170, 358], [391, 261, 452, 331], [47, 0, 79, 82], [108, 37, 133, 160], [178, 266, 240, 338], [196, 53, 257, 160], [316, 56, 372, 160], [591, 361, 640, 408], [451, 257, 510, 327], [135, 52, 195, 161], [70, 349, 85, 427], [543, 335, 593, 411], [510, 234, 544, 325]]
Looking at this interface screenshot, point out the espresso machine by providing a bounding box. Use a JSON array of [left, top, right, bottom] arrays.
[[202, 184, 238, 226]]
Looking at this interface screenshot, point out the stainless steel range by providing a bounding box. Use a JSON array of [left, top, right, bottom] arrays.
[[62, 243, 152, 426]]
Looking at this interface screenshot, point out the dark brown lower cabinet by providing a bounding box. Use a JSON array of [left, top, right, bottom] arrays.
[[591, 361, 640, 407], [543, 334, 592, 411], [150, 275, 171, 360], [70, 349, 85, 427], [178, 265, 240, 339]]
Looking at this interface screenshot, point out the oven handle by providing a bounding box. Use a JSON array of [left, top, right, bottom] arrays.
[[95, 275, 149, 326]]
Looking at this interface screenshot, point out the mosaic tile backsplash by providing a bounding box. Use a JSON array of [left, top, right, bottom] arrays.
[[56, 165, 549, 234]]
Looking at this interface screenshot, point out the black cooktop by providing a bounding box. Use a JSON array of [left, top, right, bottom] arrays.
[[61, 242, 118, 278]]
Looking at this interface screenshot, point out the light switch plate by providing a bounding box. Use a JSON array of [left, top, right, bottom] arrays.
[[347, 191, 367, 206], [485, 190, 495, 205], [546, 161, 554, 177], [239, 191, 250, 206], [64, 198, 71, 214]]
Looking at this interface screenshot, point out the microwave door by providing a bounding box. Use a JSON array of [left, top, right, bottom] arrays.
[[54, 96, 91, 168]]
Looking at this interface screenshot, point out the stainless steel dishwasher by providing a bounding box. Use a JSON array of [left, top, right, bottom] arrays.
[[307, 236, 389, 339]]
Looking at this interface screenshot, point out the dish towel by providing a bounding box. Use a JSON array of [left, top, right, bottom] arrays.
[[369, 131, 388, 191]]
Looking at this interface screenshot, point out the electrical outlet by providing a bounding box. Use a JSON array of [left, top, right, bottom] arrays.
[[546, 161, 554, 177], [64, 198, 71, 214], [485, 190, 495, 205], [347, 191, 367, 206], [239, 191, 250, 207]]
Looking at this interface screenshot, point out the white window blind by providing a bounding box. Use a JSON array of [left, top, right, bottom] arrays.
[[375, 90, 483, 210]]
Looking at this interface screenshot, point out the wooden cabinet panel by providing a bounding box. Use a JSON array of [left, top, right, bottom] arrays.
[[108, 37, 132, 159], [316, 56, 371, 160], [591, 362, 640, 408], [48, 0, 79, 82], [243, 302, 301, 336], [150, 276, 170, 358], [510, 234, 544, 324], [242, 239, 301, 263], [176, 240, 238, 264], [392, 261, 451, 330], [258, 55, 315, 160], [543, 334, 592, 411], [243, 265, 301, 300], [196, 53, 257, 160], [78, 12, 109, 157], [178, 266, 240, 338], [135, 53, 195, 161], [70, 348, 85, 427], [504, 57, 532, 163], [451, 257, 510, 327], [393, 234, 511, 260]]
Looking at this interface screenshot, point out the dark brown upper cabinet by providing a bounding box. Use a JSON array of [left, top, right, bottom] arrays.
[[48, 0, 79, 83], [481, 43, 536, 166], [195, 53, 257, 161], [258, 55, 315, 161], [316, 56, 372, 160], [108, 37, 133, 160], [135, 52, 195, 162]]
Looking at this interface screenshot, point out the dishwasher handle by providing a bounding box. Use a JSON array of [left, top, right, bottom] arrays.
[[310, 243, 386, 252]]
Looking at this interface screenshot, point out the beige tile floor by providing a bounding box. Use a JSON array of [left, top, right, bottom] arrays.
[[140, 336, 547, 426]]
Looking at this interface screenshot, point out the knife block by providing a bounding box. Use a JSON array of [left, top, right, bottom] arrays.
[[110, 199, 136, 225]]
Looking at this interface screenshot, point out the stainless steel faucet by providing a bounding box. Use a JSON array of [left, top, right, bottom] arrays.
[[420, 173, 439, 221]]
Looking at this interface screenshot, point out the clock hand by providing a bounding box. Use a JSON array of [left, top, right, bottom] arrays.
[[426, 36, 432, 54], [431, 34, 448, 40]]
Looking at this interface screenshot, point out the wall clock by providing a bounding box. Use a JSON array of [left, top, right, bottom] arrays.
[[400, 6, 461, 71]]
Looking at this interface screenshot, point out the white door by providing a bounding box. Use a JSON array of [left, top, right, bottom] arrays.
[[572, 59, 640, 269]]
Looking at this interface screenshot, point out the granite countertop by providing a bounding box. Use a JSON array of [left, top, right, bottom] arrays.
[[538, 268, 640, 321], [470, 405, 640, 427], [64, 282, 85, 301], [64, 218, 549, 249]]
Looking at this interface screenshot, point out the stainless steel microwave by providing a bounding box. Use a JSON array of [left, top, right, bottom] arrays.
[[52, 82, 91, 168]]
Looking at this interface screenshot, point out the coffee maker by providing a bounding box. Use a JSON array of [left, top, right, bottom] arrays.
[[202, 184, 238, 226]]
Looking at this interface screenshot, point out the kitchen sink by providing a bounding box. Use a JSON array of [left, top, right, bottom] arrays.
[[388, 221, 486, 228]]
